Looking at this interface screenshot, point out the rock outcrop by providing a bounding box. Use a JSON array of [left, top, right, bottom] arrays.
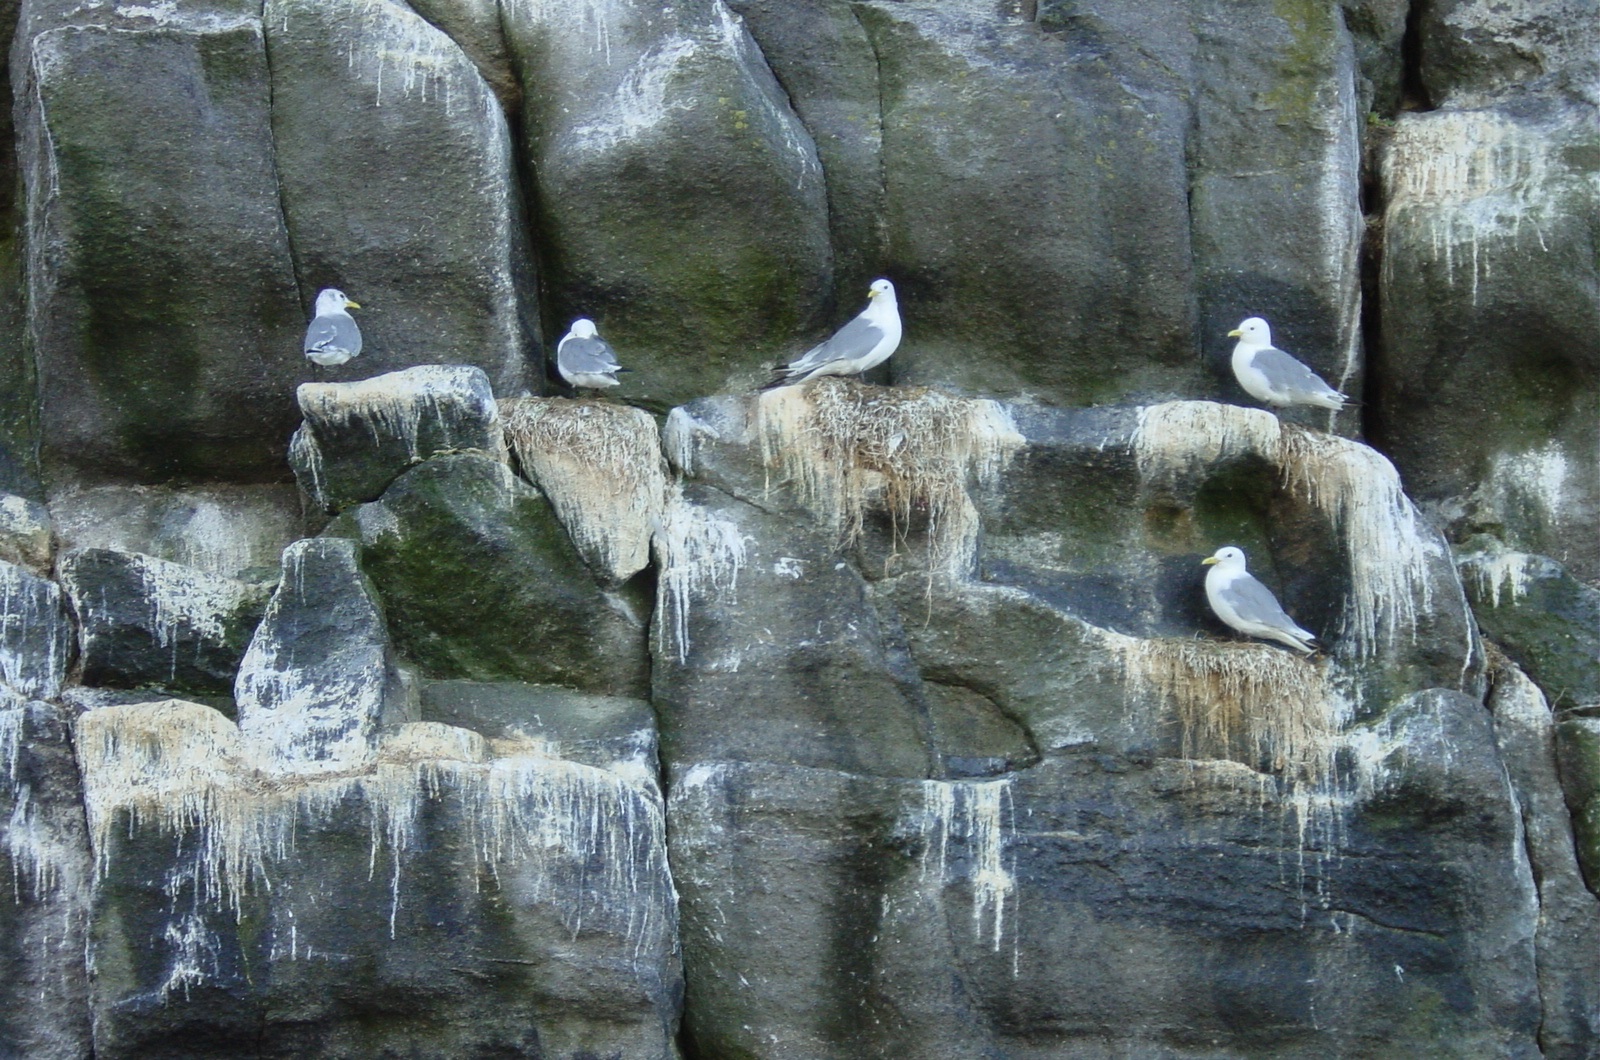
[[0, 1, 1594, 1056]]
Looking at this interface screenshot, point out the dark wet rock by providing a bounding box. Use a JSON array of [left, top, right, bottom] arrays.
[[61, 549, 270, 696], [501, 0, 832, 406], [1488, 661, 1600, 1056], [234, 537, 404, 775], [331, 454, 650, 697], [289, 365, 506, 514], [0, 559, 70, 700], [1459, 545, 1600, 711], [14, 2, 305, 482], [264, 0, 537, 394], [0, 691, 92, 1060], [1375, 99, 1600, 583], [1556, 717, 1600, 897]]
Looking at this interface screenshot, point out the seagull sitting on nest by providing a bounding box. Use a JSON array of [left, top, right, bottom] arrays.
[[1201, 546, 1318, 654], [1228, 317, 1347, 411], [769, 278, 901, 386], [557, 318, 625, 391], [304, 289, 362, 366]]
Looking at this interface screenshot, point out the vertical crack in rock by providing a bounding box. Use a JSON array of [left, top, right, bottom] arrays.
[[651, 487, 748, 665], [501, 396, 670, 584], [758, 379, 1022, 579], [915, 776, 1016, 955], [1134, 401, 1439, 656], [76, 702, 671, 952]]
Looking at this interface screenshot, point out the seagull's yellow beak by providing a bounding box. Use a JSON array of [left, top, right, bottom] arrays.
[[1226, 328, 1241, 338], [345, 299, 361, 310], [867, 290, 879, 300], [1201, 556, 1220, 566]]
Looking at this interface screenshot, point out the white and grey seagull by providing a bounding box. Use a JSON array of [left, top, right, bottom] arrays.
[[304, 288, 362, 367], [1228, 317, 1347, 411], [1201, 545, 1319, 654], [556, 318, 624, 391], [770, 278, 901, 385]]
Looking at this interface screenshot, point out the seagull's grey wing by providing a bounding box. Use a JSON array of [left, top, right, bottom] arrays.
[[785, 315, 884, 373], [1252, 347, 1340, 400], [1219, 574, 1307, 635], [559, 335, 621, 375], [305, 313, 362, 357]]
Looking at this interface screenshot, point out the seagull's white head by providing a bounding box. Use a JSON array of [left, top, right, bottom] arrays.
[[866, 278, 896, 303], [1228, 317, 1271, 345], [569, 318, 599, 339], [316, 288, 359, 315], [1201, 545, 1248, 571]]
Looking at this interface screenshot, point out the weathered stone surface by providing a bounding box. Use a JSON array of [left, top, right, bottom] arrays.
[[61, 549, 270, 696], [48, 482, 307, 579], [15, 3, 305, 481], [503, 0, 832, 406], [0, 491, 49, 573], [1556, 717, 1600, 896], [1459, 545, 1600, 710], [1376, 100, 1600, 582], [0, 690, 91, 1060], [76, 700, 679, 1059], [264, 0, 537, 394], [235, 538, 402, 775], [332, 453, 650, 697], [1413, 0, 1600, 108], [1488, 660, 1600, 1056], [290, 365, 507, 514], [420, 678, 656, 774], [0, 558, 69, 699]]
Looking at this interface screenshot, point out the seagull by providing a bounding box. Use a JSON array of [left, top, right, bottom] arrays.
[[770, 278, 901, 385], [1228, 317, 1347, 410], [1201, 546, 1318, 654], [556, 318, 624, 391], [304, 289, 362, 366]]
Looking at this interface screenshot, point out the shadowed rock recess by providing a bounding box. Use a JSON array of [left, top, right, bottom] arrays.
[[0, 0, 1596, 1057]]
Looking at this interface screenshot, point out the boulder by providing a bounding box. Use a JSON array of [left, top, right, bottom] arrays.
[[14, 2, 305, 481], [264, 0, 537, 394], [331, 454, 650, 697], [61, 549, 271, 695], [235, 538, 403, 775], [289, 365, 506, 514]]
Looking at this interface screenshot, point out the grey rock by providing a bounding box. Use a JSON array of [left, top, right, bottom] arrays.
[[235, 537, 401, 775], [14, 2, 305, 481], [48, 482, 308, 579], [77, 700, 679, 1058], [1376, 99, 1600, 582], [1555, 717, 1600, 896], [1459, 545, 1600, 710], [289, 365, 507, 514], [420, 678, 657, 775], [264, 0, 537, 394], [0, 558, 70, 699], [333, 453, 650, 697], [403, 0, 517, 110], [0, 491, 50, 573], [1413, 0, 1600, 108], [0, 690, 91, 1060], [61, 548, 271, 696], [502, 0, 832, 406], [1488, 661, 1600, 1056]]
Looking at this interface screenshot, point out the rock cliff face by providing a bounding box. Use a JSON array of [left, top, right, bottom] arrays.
[[0, 0, 1596, 1057]]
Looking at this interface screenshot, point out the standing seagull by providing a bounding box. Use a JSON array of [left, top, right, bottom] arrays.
[[770, 278, 901, 385], [1201, 546, 1319, 654], [304, 289, 362, 367], [556, 318, 624, 391], [1228, 317, 1347, 410]]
